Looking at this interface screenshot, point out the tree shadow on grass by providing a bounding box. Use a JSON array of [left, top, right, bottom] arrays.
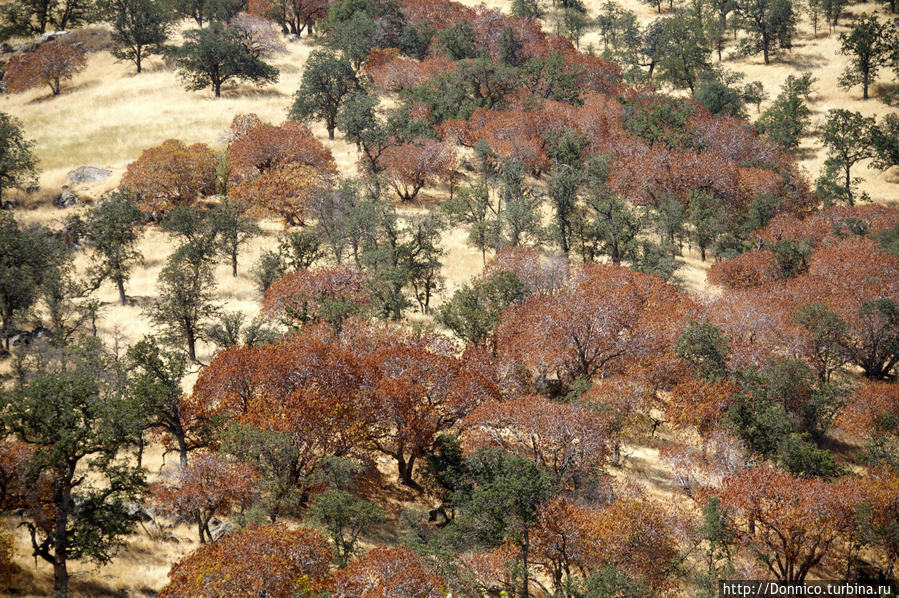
[[223, 84, 287, 100], [24, 80, 102, 104], [777, 50, 829, 70]]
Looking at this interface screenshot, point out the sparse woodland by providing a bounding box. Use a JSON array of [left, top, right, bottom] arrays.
[[0, 0, 898, 595]]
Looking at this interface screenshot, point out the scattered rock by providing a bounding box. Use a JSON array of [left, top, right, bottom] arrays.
[[67, 165, 112, 184], [0, 200, 15, 210], [123, 501, 154, 523], [208, 517, 236, 541], [0, 42, 12, 54], [53, 191, 80, 209], [9, 326, 52, 347], [286, 34, 300, 42], [25, 184, 40, 193], [37, 30, 69, 45]]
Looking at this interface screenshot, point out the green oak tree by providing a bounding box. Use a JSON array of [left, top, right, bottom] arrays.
[[169, 22, 279, 98], [838, 14, 898, 100], [0, 112, 37, 203], [104, 0, 171, 73], [289, 50, 358, 140], [0, 338, 146, 598], [80, 190, 144, 306]]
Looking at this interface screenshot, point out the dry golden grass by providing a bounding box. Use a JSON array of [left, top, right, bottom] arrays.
[[0, 2, 896, 593]]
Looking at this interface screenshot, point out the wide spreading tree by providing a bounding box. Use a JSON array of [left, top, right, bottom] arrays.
[[5, 39, 86, 96], [169, 21, 279, 97], [159, 524, 332, 597], [120, 139, 217, 216], [0, 339, 146, 597], [713, 466, 857, 582], [495, 263, 692, 389]]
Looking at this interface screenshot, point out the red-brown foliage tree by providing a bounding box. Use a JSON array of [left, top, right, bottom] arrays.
[[119, 139, 217, 216], [331, 545, 445, 598], [582, 375, 654, 464], [801, 238, 899, 379], [227, 115, 336, 183], [159, 524, 332, 597], [444, 106, 555, 175], [0, 440, 36, 511], [262, 266, 371, 330], [230, 162, 329, 225], [365, 49, 454, 93], [5, 40, 86, 96], [707, 250, 778, 289], [664, 375, 740, 436], [381, 138, 457, 202], [358, 341, 500, 486], [151, 452, 260, 543], [759, 204, 899, 248], [836, 380, 898, 440], [462, 395, 611, 488], [854, 469, 899, 577], [712, 466, 857, 582], [483, 246, 571, 298], [398, 0, 477, 30], [192, 334, 368, 502], [703, 290, 799, 370], [530, 495, 680, 595], [495, 263, 690, 387]]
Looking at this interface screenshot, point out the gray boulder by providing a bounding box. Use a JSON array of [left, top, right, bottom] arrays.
[[208, 517, 237, 541], [67, 166, 111, 184], [53, 191, 80, 209]]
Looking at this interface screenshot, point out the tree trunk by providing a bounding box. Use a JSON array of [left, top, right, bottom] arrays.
[[520, 532, 530, 598], [845, 165, 854, 206], [117, 278, 127, 306], [53, 559, 69, 598], [186, 328, 197, 363], [231, 252, 238, 277], [136, 49, 142, 74], [178, 434, 189, 470], [397, 454, 419, 488], [214, 81, 221, 98], [53, 481, 71, 597]]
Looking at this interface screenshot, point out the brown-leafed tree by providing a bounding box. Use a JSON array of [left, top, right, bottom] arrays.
[[331, 545, 445, 598], [713, 466, 857, 582], [227, 116, 337, 183], [262, 265, 371, 331], [495, 263, 690, 388], [381, 139, 457, 202], [230, 162, 329, 225], [151, 452, 259, 543], [463, 395, 612, 488], [159, 524, 332, 597], [120, 139, 217, 216], [5, 40, 86, 96]]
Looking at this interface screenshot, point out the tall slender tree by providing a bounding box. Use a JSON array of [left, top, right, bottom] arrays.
[[105, 0, 171, 73]]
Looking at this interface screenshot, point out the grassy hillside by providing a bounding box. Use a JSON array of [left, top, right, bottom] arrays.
[[0, 0, 897, 593]]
